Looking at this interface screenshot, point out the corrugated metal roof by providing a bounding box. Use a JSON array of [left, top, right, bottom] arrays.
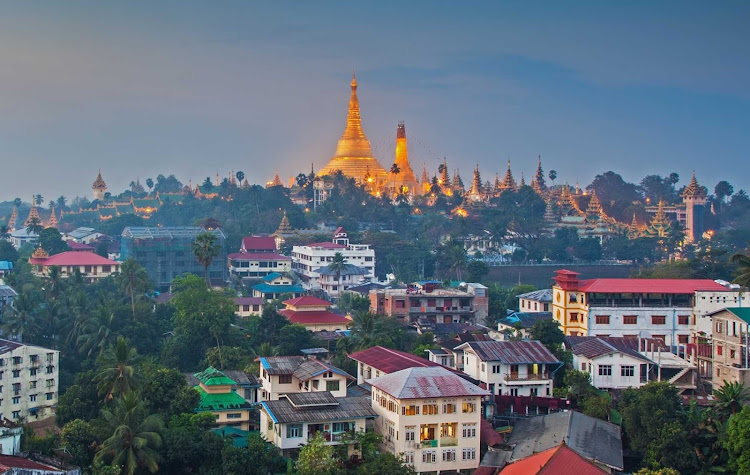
[[517, 288, 553, 302], [348, 346, 441, 373], [262, 395, 376, 424], [457, 340, 561, 364], [286, 391, 339, 407], [260, 356, 352, 381], [0, 286, 18, 298], [367, 366, 489, 399], [580, 278, 727, 294]]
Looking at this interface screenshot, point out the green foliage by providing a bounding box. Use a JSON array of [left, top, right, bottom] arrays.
[[94, 337, 140, 401], [277, 324, 316, 356], [205, 346, 255, 371], [297, 433, 337, 475], [140, 365, 200, 420], [355, 452, 417, 474], [0, 240, 19, 262], [56, 371, 102, 424], [161, 413, 225, 474], [38, 227, 68, 255], [336, 292, 371, 315], [192, 231, 221, 284], [529, 319, 565, 351], [726, 406, 750, 473], [61, 419, 97, 469], [221, 433, 286, 475], [21, 424, 59, 455], [582, 394, 612, 420], [466, 259, 489, 282]]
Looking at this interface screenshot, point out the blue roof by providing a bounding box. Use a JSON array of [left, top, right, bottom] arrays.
[[252, 283, 304, 294], [262, 272, 283, 282], [0, 261, 13, 271]]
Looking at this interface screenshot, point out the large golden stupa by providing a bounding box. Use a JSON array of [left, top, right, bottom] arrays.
[[317, 74, 389, 185]]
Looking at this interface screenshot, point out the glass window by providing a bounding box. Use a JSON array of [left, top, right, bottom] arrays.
[[598, 365, 612, 376], [595, 315, 610, 325], [326, 380, 340, 392], [623, 315, 638, 325], [621, 365, 634, 377]]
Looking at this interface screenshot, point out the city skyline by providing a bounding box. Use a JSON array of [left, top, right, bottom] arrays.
[[1, 1, 749, 202]]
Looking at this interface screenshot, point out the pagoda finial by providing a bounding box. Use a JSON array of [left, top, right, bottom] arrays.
[[520, 172, 526, 187]]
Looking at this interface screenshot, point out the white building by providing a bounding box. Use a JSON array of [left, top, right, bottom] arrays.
[[63, 227, 104, 244], [8, 229, 37, 250], [0, 340, 59, 423], [692, 286, 750, 338], [257, 356, 353, 401], [0, 420, 22, 455], [456, 340, 561, 397], [368, 366, 489, 474], [566, 336, 652, 390], [517, 289, 552, 313], [291, 228, 375, 292], [317, 264, 369, 299]]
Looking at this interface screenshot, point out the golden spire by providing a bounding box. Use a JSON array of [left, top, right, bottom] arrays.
[[272, 170, 283, 187], [532, 155, 547, 193], [92, 170, 106, 190], [498, 160, 516, 192], [25, 196, 42, 227], [469, 164, 482, 197], [440, 158, 449, 184], [652, 200, 669, 225], [520, 172, 526, 187], [31, 246, 49, 260], [46, 203, 59, 229], [8, 207, 17, 231], [682, 170, 706, 199], [385, 121, 419, 196], [276, 210, 292, 234]]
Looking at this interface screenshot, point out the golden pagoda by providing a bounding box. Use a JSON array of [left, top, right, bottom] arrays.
[[92, 170, 107, 200], [317, 74, 389, 185], [276, 210, 292, 234], [519, 172, 526, 187], [47, 203, 59, 229], [643, 200, 672, 238], [531, 155, 547, 194], [25, 197, 42, 227], [8, 207, 17, 231], [384, 122, 420, 198], [468, 165, 483, 201], [497, 160, 517, 193]]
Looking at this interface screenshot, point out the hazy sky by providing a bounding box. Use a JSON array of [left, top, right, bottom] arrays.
[[1, 1, 749, 203]]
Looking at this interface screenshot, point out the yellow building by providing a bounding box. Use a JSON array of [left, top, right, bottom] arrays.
[[193, 367, 254, 430], [316, 74, 389, 186], [551, 269, 589, 336]]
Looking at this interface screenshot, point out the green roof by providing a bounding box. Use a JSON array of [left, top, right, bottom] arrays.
[[194, 366, 237, 386], [727, 308, 750, 325], [211, 427, 257, 448], [195, 386, 252, 412]]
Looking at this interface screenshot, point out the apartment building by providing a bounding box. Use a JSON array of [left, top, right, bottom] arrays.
[[368, 366, 488, 473], [257, 356, 353, 401], [456, 340, 561, 397], [708, 308, 750, 388], [369, 282, 485, 325], [0, 340, 59, 423], [228, 235, 292, 280], [292, 228, 375, 291], [566, 336, 652, 390]]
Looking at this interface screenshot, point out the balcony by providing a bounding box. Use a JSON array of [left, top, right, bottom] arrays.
[[420, 439, 438, 448], [503, 372, 551, 384], [439, 436, 458, 447]]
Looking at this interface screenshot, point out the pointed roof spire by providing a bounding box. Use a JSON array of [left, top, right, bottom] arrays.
[[682, 170, 706, 199], [498, 160, 516, 192], [46, 203, 58, 229], [440, 157, 449, 184], [25, 196, 41, 227], [532, 155, 547, 194], [8, 207, 17, 231], [276, 210, 292, 234], [520, 172, 526, 187], [93, 170, 106, 190]]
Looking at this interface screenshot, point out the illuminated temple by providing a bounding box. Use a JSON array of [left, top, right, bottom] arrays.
[[316, 74, 389, 185]]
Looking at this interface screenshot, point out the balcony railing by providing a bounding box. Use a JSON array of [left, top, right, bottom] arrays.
[[420, 439, 438, 448], [439, 436, 458, 447], [503, 372, 551, 382]]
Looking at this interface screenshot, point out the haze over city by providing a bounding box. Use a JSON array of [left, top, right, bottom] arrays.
[[1, 1, 749, 200]]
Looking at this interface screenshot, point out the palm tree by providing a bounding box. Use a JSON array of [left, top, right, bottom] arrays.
[[45, 266, 66, 299], [117, 258, 151, 320], [390, 163, 401, 175], [548, 170, 557, 186], [95, 391, 163, 475], [38, 296, 65, 348], [94, 337, 140, 401], [731, 249, 750, 290], [255, 342, 278, 357], [326, 252, 348, 299], [192, 232, 220, 285], [443, 239, 468, 281], [77, 303, 118, 357], [350, 311, 376, 350], [1, 293, 40, 341], [236, 171, 245, 184], [713, 381, 749, 420], [0, 225, 10, 240], [26, 216, 43, 236]]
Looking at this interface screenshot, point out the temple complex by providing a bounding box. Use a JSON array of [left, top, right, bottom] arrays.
[[316, 75, 389, 185]]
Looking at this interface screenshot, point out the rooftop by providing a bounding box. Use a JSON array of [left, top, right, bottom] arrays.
[[577, 278, 727, 294], [122, 226, 226, 240], [252, 283, 305, 294], [280, 309, 351, 326], [258, 356, 353, 381], [348, 345, 441, 373], [195, 386, 252, 412], [565, 336, 654, 362], [498, 312, 553, 329], [517, 288, 553, 302], [711, 307, 750, 324], [457, 340, 561, 365], [194, 367, 236, 386], [368, 366, 489, 399], [283, 296, 332, 307], [36, 251, 119, 267], [500, 444, 608, 475], [241, 235, 277, 252], [318, 264, 370, 276], [228, 252, 290, 260], [262, 394, 377, 424]]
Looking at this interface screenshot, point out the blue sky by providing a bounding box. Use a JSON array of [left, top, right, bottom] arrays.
[[1, 1, 748, 202]]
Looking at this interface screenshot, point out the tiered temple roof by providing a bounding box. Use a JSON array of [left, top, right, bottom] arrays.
[[497, 160, 517, 193], [46, 204, 59, 229], [532, 155, 547, 194], [682, 171, 707, 200], [24, 199, 41, 226]]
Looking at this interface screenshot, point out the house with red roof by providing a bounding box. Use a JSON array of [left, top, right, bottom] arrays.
[[278, 296, 351, 332], [28, 250, 120, 282], [368, 366, 489, 473], [497, 444, 608, 475], [551, 269, 730, 346], [348, 345, 442, 385], [228, 235, 291, 280]]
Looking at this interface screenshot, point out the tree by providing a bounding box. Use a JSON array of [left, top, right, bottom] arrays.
[[277, 324, 315, 355], [26, 216, 43, 235], [94, 337, 140, 401], [117, 258, 152, 320], [95, 391, 164, 475], [1, 292, 39, 340], [466, 260, 489, 282], [297, 433, 337, 475], [529, 319, 565, 352], [356, 452, 417, 474], [0, 225, 10, 240], [582, 394, 612, 420], [192, 231, 220, 285], [221, 433, 285, 475], [563, 369, 594, 402], [35, 194, 43, 206], [38, 227, 68, 255], [326, 252, 348, 298], [548, 170, 557, 186], [145, 178, 154, 194], [726, 406, 750, 473], [61, 419, 97, 469], [0, 241, 18, 263], [731, 249, 750, 289], [161, 413, 225, 474], [713, 381, 749, 421], [140, 366, 200, 420], [715, 181, 734, 204], [56, 372, 102, 425], [236, 170, 245, 184], [390, 163, 401, 175], [619, 382, 683, 462]]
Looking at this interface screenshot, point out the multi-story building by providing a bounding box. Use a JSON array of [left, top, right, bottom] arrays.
[[227, 236, 292, 281], [369, 283, 484, 325], [259, 392, 376, 454], [257, 356, 353, 401], [368, 366, 489, 473], [708, 308, 750, 388], [0, 339, 59, 423], [692, 285, 750, 338], [317, 265, 369, 299], [551, 269, 727, 345], [278, 296, 351, 332], [28, 250, 120, 282], [456, 340, 561, 397], [0, 285, 17, 314], [192, 367, 254, 431], [517, 289, 552, 313], [348, 345, 444, 386], [121, 227, 227, 290], [291, 228, 375, 291]]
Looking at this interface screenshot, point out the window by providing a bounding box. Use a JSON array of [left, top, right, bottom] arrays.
[[226, 413, 242, 419], [570, 313, 579, 322], [595, 315, 610, 325], [718, 345, 723, 356], [623, 315, 638, 325], [422, 404, 438, 415], [731, 349, 737, 359], [481, 363, 486, 372], [598, 365, 612, 376], [621, 365, 635, 377], [462, 423, 477, 438], [492, 365, 500, 374], [422, 451, 436, 464], [581, 362, 587, 371], [30, 355, 38, 363], [403, 452, 414, 465], [443, 403, 456, 414], [12, 357, 22, 365], [12, 397, 19, 404], [510, 388, 519, 397], [405, 426, 416, 441], [278, 375, 293, 384], [12, 370, 19, 378], [30, 369, 37, 376], [46, 393, 53, 401], [462, 448, 476, 460], [286, 424, 302, 438], [46, 379, 54, 388], [716, 322, 724, 333], [12, 411, 19, 419], [326, 380, 340, 392], [462, 402, 475, 413], [402, 405, 419, 416], [442, 449, 456, 462], [678, 315, 690, 325], [29, 395, 37, 402], [678, 335, 689, 344], [652, 315, 666, 325]]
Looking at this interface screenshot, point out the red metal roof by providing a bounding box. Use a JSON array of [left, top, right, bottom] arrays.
[[283, 296, 332, 307], [500, 445, 607, 474], [67, 241, 94, 251], [348, 346, 440, 373], [40, 251, 119, 267], [367, 366, 488, 399], [481, 418, 504, 447], [241, 236, 277, 252], [227, 252, 290, 260], [280, 309, 350, 325], [579, 278, 727, 294], [0, 454, 63, 472]]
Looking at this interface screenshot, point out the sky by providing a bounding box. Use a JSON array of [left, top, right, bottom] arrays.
[[1, 1, 749, 203]]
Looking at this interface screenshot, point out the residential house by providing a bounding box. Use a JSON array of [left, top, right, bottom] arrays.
[[566, 336, 654, 390], [278, 296, 351, 332], [0, 286, 17, 314], [227, 236, 291, 280], [497, 444, 608, 474], [496, 312, 552, 340], [185, 369, 260, 406], [28, 250, 120, 282], [517, 289, 552, 313], [192, 367, 254, 431], [0, 262, 13, 278], [317, 264, 370, 299], [250, 273, 305, 301], [0, 339, 59, 423], [0, 419, 22, 455], [63, 227, 103, 244], [456, 340, 561, 397], [368, 366, 489, 474], [369, 282, 482, 325], [709, 308, 750, 388], [259, 392, 376, 454], [257, 356, 353, 401], [8, 229, 37, 250], [233, 297, 264, 318], [348, 346, 443, 386]]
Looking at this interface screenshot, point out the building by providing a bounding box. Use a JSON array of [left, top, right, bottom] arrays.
[[456, 340, 561, 397], [551, 269, 727, 344], [121, 227, 227, 290], [291, 228, 375, 292], [368, 366, 489, 473], [0, 454, 79, 474], [316, 74, 389, 186], [497, 444, 609, 474], [681, 172, 708, 242], [566, 336, 654, 390], [28, 250, 120, 282], [369, 283, 481, 325], [0, 419, 22, 455], [0, 263, 12, 279], [708, 308, 750, 388], [233, 297, 264, 319], [257, 356, 353, 401], [278, 296, 351, 332], [228, 236, 291, 281], [92, 171, 107, 200], [497, 312, 552, 340], [0, 286, 17, 314], [317, 264, 369, 299], [259, 392, 377, 454], [8, 229, 37, 250], [62, 227, 103, 244], [192, 367, 254, 431], [348, 345, 444, 386], [250, 273, 305, 301], [0, 339, 59, 423], [185, 369, 260, 406], [517, 289, 552, 313]]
